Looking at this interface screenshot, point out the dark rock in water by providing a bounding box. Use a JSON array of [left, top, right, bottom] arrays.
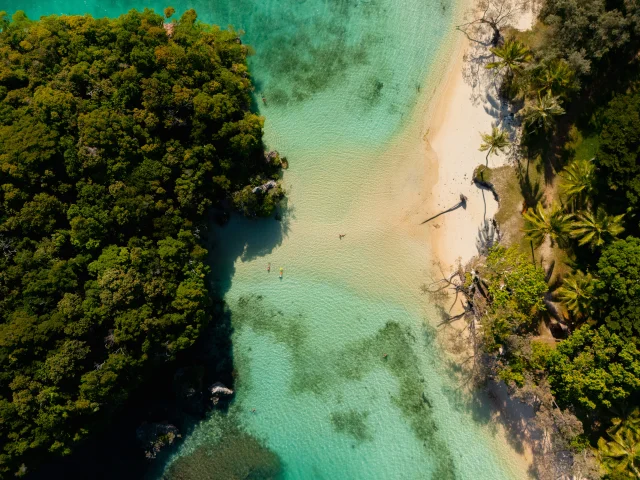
[[173, 367, 207, 415], [210, 382, 234, 395], [136, 422, 180, 459]]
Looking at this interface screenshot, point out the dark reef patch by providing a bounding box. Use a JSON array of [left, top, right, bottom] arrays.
[[232, 295, 458, 479], [164, 421, 281, 480], [330, 409, 373, 442], [256, 23, 373, 106], [232, 0, 384, 107]]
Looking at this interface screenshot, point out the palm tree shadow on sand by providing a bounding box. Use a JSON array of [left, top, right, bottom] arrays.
[[420, 195, 468, 225]]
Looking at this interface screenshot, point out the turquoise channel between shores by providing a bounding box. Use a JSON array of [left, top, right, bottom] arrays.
[[1, 0, 526, 478]]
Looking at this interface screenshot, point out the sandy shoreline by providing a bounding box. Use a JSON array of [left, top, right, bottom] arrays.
[[425, 41, 507, 270], [425, 4, 534, 270], [418, 1, 538, 471]]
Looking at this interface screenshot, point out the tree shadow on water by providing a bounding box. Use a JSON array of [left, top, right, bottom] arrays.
[[438, 356, 539, 463], [32, 204, 291, 480], [207, 202, 292, 298]]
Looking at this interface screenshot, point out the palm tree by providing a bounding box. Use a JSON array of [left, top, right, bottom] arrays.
[[559, 159, 595, 211], [486, 39, 532, 79], [570, 208, 625, 249], [598, 410, 640, 478], [523, 202, 573, 247], [479, 127, 510, 167], [520, 92, 565, 132], [556, 270, 595, 321], [532, 59, 575, 98]]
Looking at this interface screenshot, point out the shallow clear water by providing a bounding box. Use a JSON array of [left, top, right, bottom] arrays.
[[2, 0, 526, 478]]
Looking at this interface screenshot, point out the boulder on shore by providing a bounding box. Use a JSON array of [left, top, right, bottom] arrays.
[[251, 180, 278, 194], [209, 382, 234, 405]]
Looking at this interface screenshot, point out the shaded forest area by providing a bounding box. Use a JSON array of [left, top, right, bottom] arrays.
[[0, 8, 284, 478]]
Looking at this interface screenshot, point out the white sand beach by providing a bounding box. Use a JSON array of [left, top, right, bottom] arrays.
[[425, 3, 536, 270]]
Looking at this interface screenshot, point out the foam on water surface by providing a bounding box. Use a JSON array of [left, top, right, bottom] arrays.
[[1, 0, 527, 477]]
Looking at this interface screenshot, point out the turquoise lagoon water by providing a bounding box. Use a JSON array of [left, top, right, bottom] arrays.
[[1, 0, 527, 478]]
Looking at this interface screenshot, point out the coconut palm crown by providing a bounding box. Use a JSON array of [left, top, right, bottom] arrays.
[[486, 39, 532, 78], [570, 208, 625, 249], [559, 158, 596, 211], [532, 59, 576, 98], [521, 92, 566, 132], [479, 127, 510, 167], [556, 270, 595, 321], [598, 409, 640, 478], [523, 202, 573, 247]]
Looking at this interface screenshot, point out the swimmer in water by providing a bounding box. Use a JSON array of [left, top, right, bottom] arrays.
[[267, 262, 271, 272], [279, 267, 284, 278]]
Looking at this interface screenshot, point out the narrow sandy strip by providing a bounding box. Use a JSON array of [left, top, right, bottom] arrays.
[[425, 5, 535, 270], [420, 2, 538, 469], [425, 44, 507, 269]]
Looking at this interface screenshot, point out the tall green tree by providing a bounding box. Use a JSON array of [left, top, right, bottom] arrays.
[[593, 237, 640, 337], [598, 409, 640, 478], [594, 88, 640, 215], [547, 325, 640, 412], [479, 127, 510, 167], [559, 159, 595, 211], [482, 246, 548, 353], [539, 0, 640, 76], [570, 208, 625, 249]]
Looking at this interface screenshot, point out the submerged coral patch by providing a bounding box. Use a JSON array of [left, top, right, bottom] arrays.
[[232, 295, 457, 478], [330, 409, 373, 442], [164, 421, 281, 480]]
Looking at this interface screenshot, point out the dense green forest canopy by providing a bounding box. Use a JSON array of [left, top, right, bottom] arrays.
[[594, 88, 640, 217], [0, 8, 282, 477], [539, 0, 640, 76]]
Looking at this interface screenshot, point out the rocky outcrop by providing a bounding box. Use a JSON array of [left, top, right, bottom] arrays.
[[251, 180, 278, 194], [136, 422, 180, 459], [264, 150, 279, 163], [209, 382, 234, 405], [472, 165, 500, 202]]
